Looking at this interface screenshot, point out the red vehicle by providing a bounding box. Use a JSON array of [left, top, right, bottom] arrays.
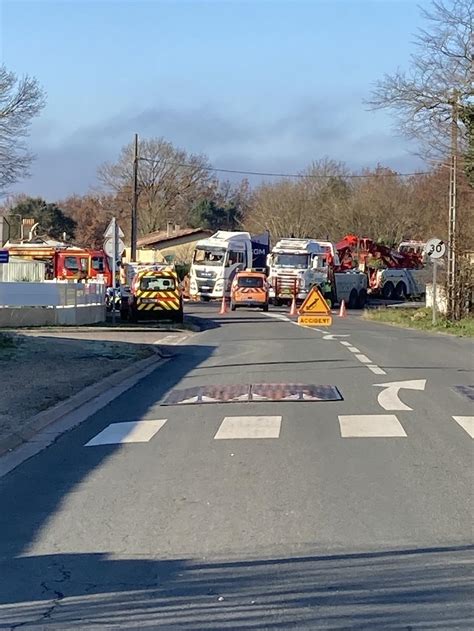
[[5, 244, 113, 285]]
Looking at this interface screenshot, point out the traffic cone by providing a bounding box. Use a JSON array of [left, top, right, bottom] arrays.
[[338, 299, 347, 318], [219, 294, 228, 315], [289, 295, 298, 316]]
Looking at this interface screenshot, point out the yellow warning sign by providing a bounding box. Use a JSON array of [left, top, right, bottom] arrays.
[[299, 286, 331, 315], [298, 315, 333, 326]]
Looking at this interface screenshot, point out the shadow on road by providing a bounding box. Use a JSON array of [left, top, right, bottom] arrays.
[[1, 544, 472, 629]]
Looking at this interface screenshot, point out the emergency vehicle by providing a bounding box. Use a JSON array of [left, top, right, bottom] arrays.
[[230, 270, 269, 311], [4, 243, 112, 285], [120, 264, 183, 323]]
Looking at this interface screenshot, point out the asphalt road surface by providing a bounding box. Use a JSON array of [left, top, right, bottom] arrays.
[[1, 304, 473, 629]]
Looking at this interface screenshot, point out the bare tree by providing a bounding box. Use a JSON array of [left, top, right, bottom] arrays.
[[98, 137, 217, 236], [368, 0, 473, 158], [0, 65, 45, 192]]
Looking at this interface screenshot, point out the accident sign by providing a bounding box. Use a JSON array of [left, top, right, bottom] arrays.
[[298, 286, 332, 327]]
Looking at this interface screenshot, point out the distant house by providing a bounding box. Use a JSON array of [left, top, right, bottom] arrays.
[[135, 224, 212, 263]]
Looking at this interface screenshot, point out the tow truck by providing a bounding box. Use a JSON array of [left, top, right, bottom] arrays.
[[267, 237, 368, 308]]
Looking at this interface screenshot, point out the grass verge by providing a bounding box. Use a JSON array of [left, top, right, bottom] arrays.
[[364, 307, 474, 337]]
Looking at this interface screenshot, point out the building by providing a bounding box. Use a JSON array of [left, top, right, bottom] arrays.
[[135, 225, 212, 263]]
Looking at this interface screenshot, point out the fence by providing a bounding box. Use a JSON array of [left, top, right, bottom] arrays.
[[0, 281, 106, 326], [0, 258, 46, 283]]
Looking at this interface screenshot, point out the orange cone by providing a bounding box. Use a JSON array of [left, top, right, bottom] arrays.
[[338, 299, 347, 318], [289, 295, 298, 316], [219, 294, 228, 315]]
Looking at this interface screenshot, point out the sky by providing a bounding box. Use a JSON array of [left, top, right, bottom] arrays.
[[1, 0, 432, 199]]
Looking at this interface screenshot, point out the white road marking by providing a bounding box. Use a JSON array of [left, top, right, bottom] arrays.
[[154, 334, 189, 346], [347, 346, 361, 353], [355, 354, 372, 364], [338, 414, 407, 438], [340, 341, 352, 346], [368, 365, 387, 375], [323, 334, 350, 340], [374, 379, 426, 411], [263, 313, 290, 321], [85, 420, 167, 446], [452, 416, 474, 438], [214, 416, 282, 439]]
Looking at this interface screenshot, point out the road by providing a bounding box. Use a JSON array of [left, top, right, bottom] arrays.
[[0, 304, 473, 629]]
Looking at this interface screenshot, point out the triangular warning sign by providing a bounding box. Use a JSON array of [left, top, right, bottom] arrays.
[[299, 286, 331, 315]]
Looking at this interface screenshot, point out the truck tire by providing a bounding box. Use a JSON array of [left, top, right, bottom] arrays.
[[394, 281, 407, 300], [382, 281, 394, 300], [348, 289, 358, 309], [231, 302, 237, 311], [357, 288, 367, 309], [262, 303, 269, 312]]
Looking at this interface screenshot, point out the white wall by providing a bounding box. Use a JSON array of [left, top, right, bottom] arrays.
[[0, 281, 106, 326]]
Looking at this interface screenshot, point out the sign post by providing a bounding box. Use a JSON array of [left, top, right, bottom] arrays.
[[425, 237, 446, 325], [104, 217, 124, 325]]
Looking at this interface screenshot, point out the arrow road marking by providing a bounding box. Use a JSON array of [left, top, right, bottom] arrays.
[[374, 379, 426, 411]]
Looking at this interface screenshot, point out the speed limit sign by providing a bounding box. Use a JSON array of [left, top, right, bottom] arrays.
[[425, 238, 446, 259]]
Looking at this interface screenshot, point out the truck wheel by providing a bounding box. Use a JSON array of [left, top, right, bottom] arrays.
[[394, 281, 407, 300], [262, 303, 269, 312], [357, 289, 367, 309], [348, 289, 358, 309], [129, 311, 138, 324], [382, 281, 394, 300], [231, 302, 237, 312]]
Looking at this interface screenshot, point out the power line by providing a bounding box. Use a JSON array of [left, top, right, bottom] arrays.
[[137, 156, 431, 179]]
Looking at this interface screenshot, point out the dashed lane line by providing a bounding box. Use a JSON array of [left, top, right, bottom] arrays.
[[355, 354, 372, 364], [340, 341, 352, 346], [347, 346, 361, 353], [368, 365, 387, 375]]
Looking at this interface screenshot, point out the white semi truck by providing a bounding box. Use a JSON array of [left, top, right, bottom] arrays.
[[267, 237, 368, 308], [189, 230, 269, 300]]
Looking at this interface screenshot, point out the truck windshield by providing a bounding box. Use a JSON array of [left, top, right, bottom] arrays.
[[273, 253, 308, 268], [193, 247, 226, 266]]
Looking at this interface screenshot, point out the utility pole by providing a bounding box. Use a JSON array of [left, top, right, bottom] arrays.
[[447, 92, 459, 320], [131, 133, 139, 261]]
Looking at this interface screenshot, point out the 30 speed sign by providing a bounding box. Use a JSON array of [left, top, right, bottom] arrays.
[[425, 238, 446, 259]]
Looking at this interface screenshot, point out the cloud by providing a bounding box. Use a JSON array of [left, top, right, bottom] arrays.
[[11, 100, 424, 199]]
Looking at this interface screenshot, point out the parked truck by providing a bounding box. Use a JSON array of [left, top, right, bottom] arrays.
[[267, 237, 368, 308], [189, 230, 270, 300]]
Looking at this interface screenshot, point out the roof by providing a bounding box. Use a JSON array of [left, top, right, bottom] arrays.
[[137, 227, 212, 248]]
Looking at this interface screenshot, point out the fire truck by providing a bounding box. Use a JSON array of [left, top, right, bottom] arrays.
[[4, 243, 113, 285]]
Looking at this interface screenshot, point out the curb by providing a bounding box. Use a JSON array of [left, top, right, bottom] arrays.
[[0, 349, 166, 457]]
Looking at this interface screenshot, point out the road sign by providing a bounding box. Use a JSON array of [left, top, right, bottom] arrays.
[[298, 286, 332, 326], [103, 236, 125, 258], [299, 286, 331, 315], [0, 250, 9, 264], [425, 238, 445, 259], [299, 315, 333, 326], [104, 219, 124, 239]]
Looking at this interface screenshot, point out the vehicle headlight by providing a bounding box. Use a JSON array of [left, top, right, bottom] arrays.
[[215, 279, 224, 290]]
